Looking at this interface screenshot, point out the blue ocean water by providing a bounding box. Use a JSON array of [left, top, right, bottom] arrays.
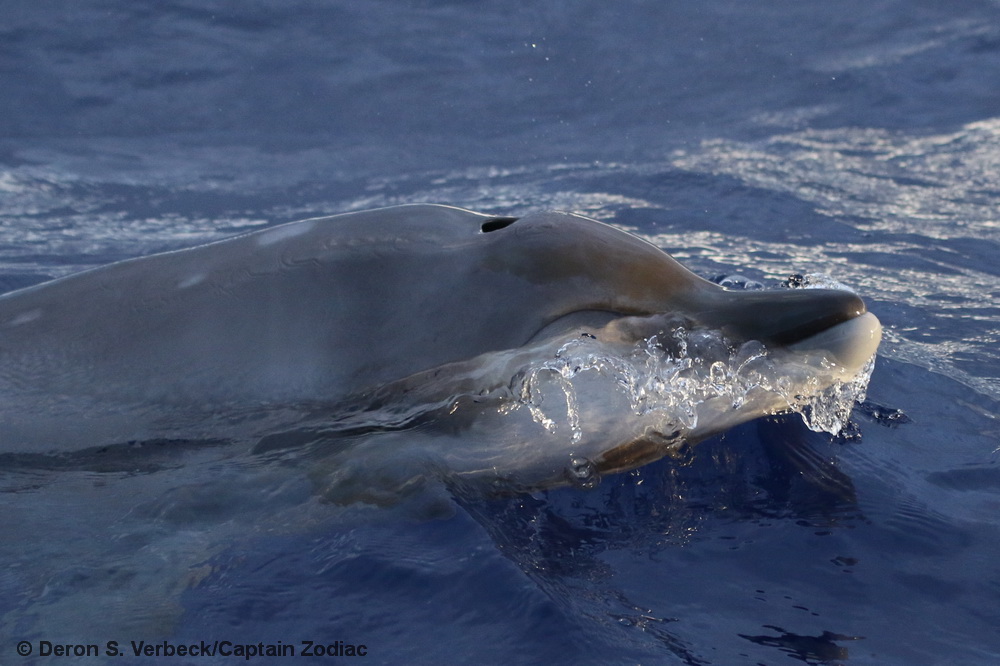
[[2, 1, 1000, 664]]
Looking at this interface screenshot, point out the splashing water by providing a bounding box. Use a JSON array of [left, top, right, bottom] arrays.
[[509, 324, 875, 446], [783, 272, 859, 294]]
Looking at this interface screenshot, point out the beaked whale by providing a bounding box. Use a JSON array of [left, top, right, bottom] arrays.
[[0, 204, 881, 492], [0, 204, 884, 645]]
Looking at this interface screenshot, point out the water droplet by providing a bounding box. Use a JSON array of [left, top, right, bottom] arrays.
[[712, 273, 764, 290], [564, 456, 600, 489]]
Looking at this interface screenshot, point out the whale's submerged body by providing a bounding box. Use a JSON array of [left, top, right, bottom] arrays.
[[0, 204, 881, 495]]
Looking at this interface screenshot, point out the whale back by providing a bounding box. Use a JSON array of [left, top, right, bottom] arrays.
[[0, 205, 711, 405]]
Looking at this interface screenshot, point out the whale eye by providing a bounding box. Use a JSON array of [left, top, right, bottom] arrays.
[[481, 217, 518, 233]]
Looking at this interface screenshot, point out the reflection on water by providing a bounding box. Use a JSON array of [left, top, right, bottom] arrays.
[[739, 626, 862, 664]]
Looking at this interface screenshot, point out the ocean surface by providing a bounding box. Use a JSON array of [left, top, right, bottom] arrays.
[[2, 1, 1000, 664]]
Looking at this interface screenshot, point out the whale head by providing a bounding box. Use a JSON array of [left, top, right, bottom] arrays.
[[300, 208, 882, 497]]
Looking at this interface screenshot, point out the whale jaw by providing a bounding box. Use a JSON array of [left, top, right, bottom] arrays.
[[788, 311, 882, 378]]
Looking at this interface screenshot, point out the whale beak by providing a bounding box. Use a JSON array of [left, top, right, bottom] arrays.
[[696, 287, 881, 374]]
